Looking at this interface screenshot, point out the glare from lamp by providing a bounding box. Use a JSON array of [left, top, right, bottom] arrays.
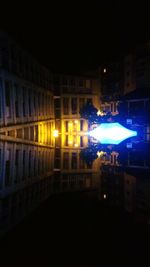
[[74, 143, 78, 147], [53, 130, 59, 137]]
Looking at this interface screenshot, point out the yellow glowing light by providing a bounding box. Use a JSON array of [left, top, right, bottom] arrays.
[[68, 140, 73, 145], [97, 151, 106, 158], [103, 194, 107, 199], [97, 109, 106, 116], [74, 143, 78, 147], [53, 130, 59, 137], [74, 120, 78, 124]]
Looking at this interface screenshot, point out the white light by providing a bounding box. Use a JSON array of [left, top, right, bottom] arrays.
[[53, 130, 59, 137], [97, 109, 106, 116], [74, 143, 78, 147], [97, 151, 106, 158], [103, 194, 107, 199], [88, 123, 137, 145]]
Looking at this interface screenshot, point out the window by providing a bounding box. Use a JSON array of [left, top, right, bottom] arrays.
[[63, 152, 69, 169], [15, 149, 19, 166], [71, 98, 77, 114], [65, 121, 68, 132], [65, 135, 68, 146], [14, 84, 19, 117], [80, 120, 84, 131], [111, 103, 113, 112], [22, 87, 26, 117], [29, 91, 31, 117], [79, 98, 85, 111], [63, 97, 69, 115], [62, 77, 68, 85], [70, 79, 75, 86], [79, 79, 84, 87], [80, 136, 84, 147], [5, 160, 11, 186], [5, 81, 11, 107], [71, 153, 77, 169]]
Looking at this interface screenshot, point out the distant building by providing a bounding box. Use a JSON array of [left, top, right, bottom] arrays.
[[99, 62, 123, 116], [124, 42, 150, 94]]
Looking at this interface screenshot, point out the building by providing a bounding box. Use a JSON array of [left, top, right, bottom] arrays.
[[53, 74, 101, 149], [99, 62, 123, 116], [0, 140, 54, 236], [0, 32, 55, 147], [124, 42, 150, 94]]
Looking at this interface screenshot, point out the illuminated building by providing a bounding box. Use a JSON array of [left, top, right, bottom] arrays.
[[53, 74, 101, 148], [0, 32, 55, 147]]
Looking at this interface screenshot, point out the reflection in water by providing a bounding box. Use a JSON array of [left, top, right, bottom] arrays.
[[0, 141, 54, 236], [0, 141, 101, 237], [81, 141, 150, 224], [0, 137, 150, 238]]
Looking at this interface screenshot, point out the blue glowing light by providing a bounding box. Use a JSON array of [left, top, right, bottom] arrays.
[[88, 123, 137, 145]]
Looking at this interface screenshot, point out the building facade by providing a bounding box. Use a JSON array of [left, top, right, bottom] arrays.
[[53, 74, 101, 149], [0, 32, 55, 147]]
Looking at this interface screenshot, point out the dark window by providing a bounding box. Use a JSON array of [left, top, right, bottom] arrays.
[[5, 160, 10, 186], [80, 136, 84, 147], [71, 98, 77, 114], [63, 152, 69, 169], [5, 81, 11, 107], [14, 84, 19, 117], [15, 149, 19, 166], [54, 98, 60, 108], [79, 80, 84, 87], [29, 91, 31, 116], [65, 135, 68, 146], [70, 79, 75, 86], [79, 98, 85, 111], [80, 120, 84, 131], [72, 153, 77, 169], [23, 87, 26, 117], [62, 77, 68, 85], [63, 97, 69, 115], [65, 121, 68, 132]]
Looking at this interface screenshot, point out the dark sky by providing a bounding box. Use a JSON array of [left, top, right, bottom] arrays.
[[1, 1, 150, 73]]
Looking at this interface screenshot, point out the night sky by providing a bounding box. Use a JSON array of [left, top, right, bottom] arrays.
[[1, 1, 150, 73]]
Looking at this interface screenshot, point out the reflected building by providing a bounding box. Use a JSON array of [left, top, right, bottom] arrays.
[[0, 141, 102, 237], [0, 141, 54, 236], [98, 147, 150, 224], [54, 147, 102, 193]]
